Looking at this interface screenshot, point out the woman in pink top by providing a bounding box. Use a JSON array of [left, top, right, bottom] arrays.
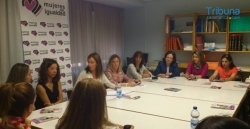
[[209, 54, 238, 82], [105, 54, 138, 87], [185, 51, 208, 79]]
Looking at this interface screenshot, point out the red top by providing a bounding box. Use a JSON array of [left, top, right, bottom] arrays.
[[217, 66, 238, 79]]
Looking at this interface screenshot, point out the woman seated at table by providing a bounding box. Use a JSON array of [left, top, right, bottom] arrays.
[[209, 54, 238, 82], [153, 51, 179, 77], [6, 63, 32, 83], [196, 116, 250, 129], [105, 54, 139, 87], [75, 52, 116, 89], [0, 82, 36, 129], [56, 78, 134, 129], [35, 59, 63, 109], [126, 51, 151, 79], [185, 51, 208, 79]]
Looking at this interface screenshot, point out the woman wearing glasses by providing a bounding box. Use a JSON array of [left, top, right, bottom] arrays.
[[153, 51, 179, 77], [126, 51, 151, 79], [185, 51, 208, 79]]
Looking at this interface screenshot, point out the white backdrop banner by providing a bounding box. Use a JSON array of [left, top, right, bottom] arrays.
[[18, 0, 72, 91]]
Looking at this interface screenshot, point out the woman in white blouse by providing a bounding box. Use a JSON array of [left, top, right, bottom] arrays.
[[74, 52, 116, 89], [126, 51, 151, 79]]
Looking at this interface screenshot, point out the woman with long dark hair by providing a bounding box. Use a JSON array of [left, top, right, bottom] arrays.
[[35, 59, 63, 109], [209, 54, 238, 82], [126, 51, 151, 79]]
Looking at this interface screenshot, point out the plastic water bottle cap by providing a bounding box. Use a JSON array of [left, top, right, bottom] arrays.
[[193, 106, 197, 109]]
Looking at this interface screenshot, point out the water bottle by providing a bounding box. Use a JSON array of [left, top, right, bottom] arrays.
[[190, 106, 200, 129], [116, 82, 122, 99]]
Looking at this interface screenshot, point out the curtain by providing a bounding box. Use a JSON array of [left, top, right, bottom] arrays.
[[69, 0, 124, 85], [0, 0, 23, 83]]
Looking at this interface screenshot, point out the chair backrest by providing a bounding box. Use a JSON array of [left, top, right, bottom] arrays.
[[126, 57, 133, 66], [67, 89, 73, 100]]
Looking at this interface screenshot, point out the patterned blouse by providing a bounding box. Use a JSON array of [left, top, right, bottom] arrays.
[[104, 68, 131, 85]]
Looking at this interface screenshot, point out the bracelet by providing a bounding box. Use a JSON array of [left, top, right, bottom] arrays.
[[126, 83, 128, 87]]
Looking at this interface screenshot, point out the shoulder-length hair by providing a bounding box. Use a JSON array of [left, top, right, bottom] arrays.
[[38, 59, 61, 84], [132, 51, 145, 68], [6, 63, 29, 83], [220, 54, 236, 69], [56, 78, 117, 129], [162, 51, 177, 66], [0, 82, 35, 118], [85, 53, 103, 78], [192, 50, 206, 66], [106, 54, 122, 72]]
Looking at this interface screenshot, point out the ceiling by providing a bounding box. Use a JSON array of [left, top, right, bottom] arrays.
[[85, 0, 156, 8]]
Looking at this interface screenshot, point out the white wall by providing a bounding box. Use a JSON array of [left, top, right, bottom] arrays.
[[124, 0, 250, 67]]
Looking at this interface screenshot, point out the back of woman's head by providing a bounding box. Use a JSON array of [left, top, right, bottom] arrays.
[[56, 78, 112, 129], [196, 116, 250, 129], [6, 63, 29, 83], [39, 58, 61, 83], [0, 82, 35, 118]]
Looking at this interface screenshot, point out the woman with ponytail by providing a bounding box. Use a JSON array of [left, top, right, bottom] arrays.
[[0, 82, 36, 129]]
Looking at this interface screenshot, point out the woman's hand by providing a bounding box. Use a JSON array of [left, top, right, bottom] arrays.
[[209, 76, 215, 82], [189, 74, 196, 79], [158, 73, 166, 78], [128, 81, 136, 86], [185, 73, 190, 79]]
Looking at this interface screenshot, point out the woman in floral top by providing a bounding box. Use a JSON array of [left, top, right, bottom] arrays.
[[105, 54, 140, 87], [0, 82, 36, 129]]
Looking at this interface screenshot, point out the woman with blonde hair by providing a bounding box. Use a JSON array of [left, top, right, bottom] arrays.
[[56, 78, 134, 129], [105, 54, 138, 87], [0, 82, 36, 129], [6, 63, 32, 83], [185, 51, 208, 79]]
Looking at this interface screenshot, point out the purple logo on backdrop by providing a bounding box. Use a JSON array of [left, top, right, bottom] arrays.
[[41, 40, 47, 46], [33, 50, 39, 55], [24, 59, 32, 65], [66, 64, 71, 68], [49, 31, 54, 36], [62, 89, 67, 93], [23, 41, 30, 46], [65, 48, 70, 53], [59, 56, 64, 61], [22, 0, 43, 16], [63, 31, 68, 36], [58, 40, 63, 45], [40, 22, 46, 27], [35, 68, 40, 72], [57, 23, 62, 28], [61, 73, 65, 77], [30, 78, 33, 84], [67, 80, 72, 84], [21, 21, 28, 26], [50, 49, 56, 54], [31, 30, 37, 36]]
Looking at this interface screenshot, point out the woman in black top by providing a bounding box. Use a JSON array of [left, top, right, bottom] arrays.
[[35, 59, 63, 109]]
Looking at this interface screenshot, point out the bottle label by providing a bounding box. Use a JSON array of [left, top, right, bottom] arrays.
[[117, 89, 122, 98]]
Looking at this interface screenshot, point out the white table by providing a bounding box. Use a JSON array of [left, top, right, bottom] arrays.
[[122, 81, 246, 104], [28, 77, 247, 129], [28, 102, 189, 129], [106, 92, 237, 122], [148, 77, 248, 91]]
